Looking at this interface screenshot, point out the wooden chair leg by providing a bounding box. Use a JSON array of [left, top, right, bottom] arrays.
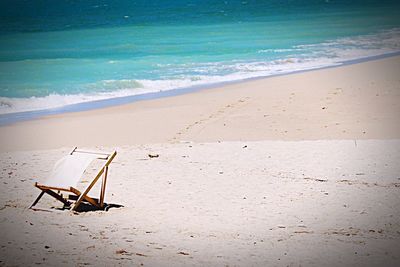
[[45, 189, 72, 207], [29, 191, 45, 209], [100, 166, 108, 208], [31, 189, 71, 208]]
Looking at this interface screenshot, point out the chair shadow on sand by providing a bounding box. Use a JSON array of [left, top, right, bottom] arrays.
[[53, 202, 124, 213]]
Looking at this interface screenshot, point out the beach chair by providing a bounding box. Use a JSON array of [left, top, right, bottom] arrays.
[[30, 147, 117, 212]]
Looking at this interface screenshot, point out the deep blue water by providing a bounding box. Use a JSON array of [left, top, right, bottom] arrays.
[[0, 0, 399, 114]]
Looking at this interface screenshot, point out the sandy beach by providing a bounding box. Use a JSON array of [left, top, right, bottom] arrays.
[[0, 56, 400, 266], [1, 56, 400, 152]]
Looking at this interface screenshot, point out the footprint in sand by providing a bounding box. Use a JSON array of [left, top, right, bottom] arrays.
[[170, 98, 250, 141]]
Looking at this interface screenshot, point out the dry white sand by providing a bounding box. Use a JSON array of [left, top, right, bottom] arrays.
[[1, 140, 399, 266], [0, 56, 400, 266]]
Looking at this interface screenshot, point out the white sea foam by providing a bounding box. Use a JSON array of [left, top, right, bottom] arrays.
[[257, 48, 303, 53], [1, 28, 399, 115], [0, 59, 338, 115], [294, 28, 400, 60]]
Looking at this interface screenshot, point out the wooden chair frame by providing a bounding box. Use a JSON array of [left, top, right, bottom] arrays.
[[30, 147, 117, 211]]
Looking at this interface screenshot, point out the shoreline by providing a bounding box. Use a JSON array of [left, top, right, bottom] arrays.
[[1, 51, 400, 126], [0, 54, 399, 152]]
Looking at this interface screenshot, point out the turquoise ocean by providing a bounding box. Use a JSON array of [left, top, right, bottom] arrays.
[[0, 0, 399, 116]]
